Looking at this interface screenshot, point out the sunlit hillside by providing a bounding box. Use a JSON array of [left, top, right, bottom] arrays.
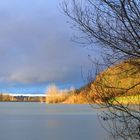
[[46, 59, 140, 104], [91, 59, 140, 102], [75, 59, 140, 104]]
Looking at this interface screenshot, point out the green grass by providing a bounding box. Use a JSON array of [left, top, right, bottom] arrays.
[[111, 95, 140, 104]]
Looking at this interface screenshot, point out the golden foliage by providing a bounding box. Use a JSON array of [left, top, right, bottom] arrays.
[[46, 84, 69, 103], [91, 59, 140, 102], [45, 59, 140, 104]]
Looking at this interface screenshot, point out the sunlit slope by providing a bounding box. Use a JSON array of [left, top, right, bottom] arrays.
[[46, 59, 140, 104], [87, 59, 140, 102], [67, 59, 140, 103]]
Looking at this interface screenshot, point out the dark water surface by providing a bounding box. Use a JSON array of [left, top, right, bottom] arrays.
[[0, 103, 107, 140]]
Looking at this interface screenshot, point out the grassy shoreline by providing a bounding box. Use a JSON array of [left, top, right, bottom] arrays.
[[46, 93, 140, 104], [111, 95, 140, 105]]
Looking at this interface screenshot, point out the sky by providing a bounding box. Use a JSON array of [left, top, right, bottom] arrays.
[[0, 0, 100, 94]]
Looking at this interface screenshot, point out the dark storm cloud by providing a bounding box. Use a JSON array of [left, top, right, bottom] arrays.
[[0, 0, 99, 92]]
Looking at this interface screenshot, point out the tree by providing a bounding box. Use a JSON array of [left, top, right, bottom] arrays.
[[46, 84, 68, 103], [62, 0, 140, 139]]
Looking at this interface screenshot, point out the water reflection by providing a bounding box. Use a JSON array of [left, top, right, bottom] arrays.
[[0, 103, 107, 140]]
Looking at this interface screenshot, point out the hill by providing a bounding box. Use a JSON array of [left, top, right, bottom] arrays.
[[46, 59, 140, 104], [64, 59, 140, 104], [91, 59, 140, 102]]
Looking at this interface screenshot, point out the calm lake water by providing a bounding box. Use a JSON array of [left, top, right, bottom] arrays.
[[0, 103, 107, 140]]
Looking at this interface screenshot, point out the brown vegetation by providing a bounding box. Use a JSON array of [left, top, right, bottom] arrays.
[[45, 84, 90, 104], [45, 59, 140, 104], [45, 84, 69, 103], [90, 59, 140, 103]]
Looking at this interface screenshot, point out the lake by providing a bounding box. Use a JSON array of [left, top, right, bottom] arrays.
[[0, 103, 107, 140]]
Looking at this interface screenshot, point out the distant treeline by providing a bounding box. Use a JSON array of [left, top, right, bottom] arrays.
[[0, 94, 46, 102]]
